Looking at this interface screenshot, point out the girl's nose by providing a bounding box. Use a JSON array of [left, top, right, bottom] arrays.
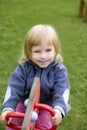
[[40, 52, 46, 59]]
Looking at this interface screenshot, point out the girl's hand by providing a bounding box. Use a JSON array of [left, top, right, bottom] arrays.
[[0, 110, 12, 125], [51, 108, 62, 125]]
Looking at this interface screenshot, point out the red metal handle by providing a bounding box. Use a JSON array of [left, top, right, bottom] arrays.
[[34, 103, 55, 116], [5, 104, 56, 130], [5, 112, 24, 130]]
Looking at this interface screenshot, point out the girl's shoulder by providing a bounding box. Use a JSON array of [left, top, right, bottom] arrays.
[[53, 62, 68, 77], [18, 61, 39, 73], [18, 61, 33, 69], [14, 61, 34, 80], [16, 61, 33, 74], [54, 62, 67, 71]]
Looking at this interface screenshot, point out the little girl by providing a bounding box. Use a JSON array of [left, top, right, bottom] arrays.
[[0, 24, 70, 130]]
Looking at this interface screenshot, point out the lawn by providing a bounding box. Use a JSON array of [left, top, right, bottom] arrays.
[[0, 0, 87, 130]]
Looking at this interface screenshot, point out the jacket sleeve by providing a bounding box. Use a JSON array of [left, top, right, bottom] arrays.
[[52, 64, 70, 116], [1, 64, 27, 111]]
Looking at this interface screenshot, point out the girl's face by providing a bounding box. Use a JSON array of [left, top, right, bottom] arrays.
[[31, 43, 55, 68]]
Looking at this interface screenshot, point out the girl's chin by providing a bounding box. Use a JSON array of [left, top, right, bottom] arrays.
[[38, 63, 49, 68]]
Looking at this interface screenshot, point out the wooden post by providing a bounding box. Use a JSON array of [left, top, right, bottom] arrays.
[[84, 3, 87, 21], [79, 0, 85, 16], [79, 0, 87, 22]]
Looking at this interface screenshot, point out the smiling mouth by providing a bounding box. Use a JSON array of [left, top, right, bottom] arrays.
[[38, 60, 48, 64]]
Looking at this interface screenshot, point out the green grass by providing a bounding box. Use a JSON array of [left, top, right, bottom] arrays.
[[0, 0, 87, 130]]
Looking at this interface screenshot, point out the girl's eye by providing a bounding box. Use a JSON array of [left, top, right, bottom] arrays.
[[46, 49, 52, 52], [34, 50, 40, 53]]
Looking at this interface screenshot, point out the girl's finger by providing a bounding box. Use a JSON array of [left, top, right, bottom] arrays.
[[7, 118, 12, 124]]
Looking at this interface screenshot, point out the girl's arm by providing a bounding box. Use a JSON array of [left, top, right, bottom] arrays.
[[53, 63, 70, 117]]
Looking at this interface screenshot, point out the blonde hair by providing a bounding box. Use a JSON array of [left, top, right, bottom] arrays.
[[19, 24, 63, 63]]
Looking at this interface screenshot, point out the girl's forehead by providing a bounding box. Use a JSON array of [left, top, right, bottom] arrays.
[[33, 42, 54, 47], [32, 38, 54, 46], [32, 44, 55, 51]]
